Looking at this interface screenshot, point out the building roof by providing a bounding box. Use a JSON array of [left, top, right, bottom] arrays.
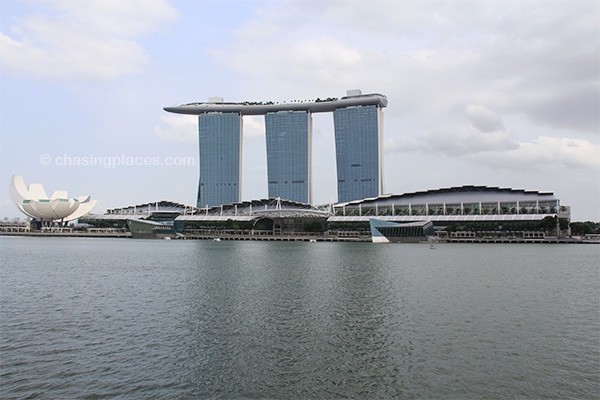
[[335, 185, 557, 207], [164, 93, 387, 116], [329, 214, 555, 223], [192, 198, 330, 218], [84, 198, 330, 222], [104, 200, 194, 215]]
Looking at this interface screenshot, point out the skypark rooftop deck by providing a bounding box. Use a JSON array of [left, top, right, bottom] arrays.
[[164, 93, 387, 115]]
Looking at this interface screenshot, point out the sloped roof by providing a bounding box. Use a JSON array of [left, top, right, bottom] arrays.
[[336, 185, 556, 207]]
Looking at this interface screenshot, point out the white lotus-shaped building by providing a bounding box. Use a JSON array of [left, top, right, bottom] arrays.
[[9, 175, 96, 221]]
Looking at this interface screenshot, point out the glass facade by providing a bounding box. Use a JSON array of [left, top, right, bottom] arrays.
[[265, 111, 312, 203], [197, 113, 242, 208], [334, 105, 383, 203]]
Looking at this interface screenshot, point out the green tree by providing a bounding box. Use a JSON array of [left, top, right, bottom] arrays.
[[224, 219, 239, 229], [303, 221, 323, 232], [570, 222, 593, 236], [540, 216, 558, 232]]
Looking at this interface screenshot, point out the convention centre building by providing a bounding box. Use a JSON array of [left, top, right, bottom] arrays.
[[81, 185, 570, 240]]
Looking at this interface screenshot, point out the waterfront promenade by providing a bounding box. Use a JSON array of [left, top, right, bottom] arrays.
[[0, 230, 595, 243], [0, 231, 132, 238]]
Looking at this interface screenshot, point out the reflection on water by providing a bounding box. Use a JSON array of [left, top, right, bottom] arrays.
[[1, 238, 598, 398]]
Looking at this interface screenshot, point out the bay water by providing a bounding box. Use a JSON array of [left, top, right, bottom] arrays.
[[1, 237, 598, 399]]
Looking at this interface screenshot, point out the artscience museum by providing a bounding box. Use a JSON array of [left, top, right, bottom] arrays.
[[9, 175, 96, 223]]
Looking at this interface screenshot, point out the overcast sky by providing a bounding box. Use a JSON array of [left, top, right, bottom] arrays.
[[1, 0, 598, 221]]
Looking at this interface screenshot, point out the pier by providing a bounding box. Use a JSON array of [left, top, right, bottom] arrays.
[[1, 230, 595, 243], [0, 230, 131, 238]]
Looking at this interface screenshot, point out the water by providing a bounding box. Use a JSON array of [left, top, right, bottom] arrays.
[[1, 237, 598, 399]]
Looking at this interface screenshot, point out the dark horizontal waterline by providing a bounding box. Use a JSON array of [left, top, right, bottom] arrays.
[[2, 231, 597, 244]]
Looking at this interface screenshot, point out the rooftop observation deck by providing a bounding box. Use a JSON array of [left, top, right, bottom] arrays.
[[163, 93, 388, 116]]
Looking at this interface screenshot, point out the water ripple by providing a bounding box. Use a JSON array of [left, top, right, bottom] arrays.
[[1, 238, 598, 399]]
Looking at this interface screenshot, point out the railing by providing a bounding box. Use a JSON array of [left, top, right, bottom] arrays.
[[333, 201, 560, 217]]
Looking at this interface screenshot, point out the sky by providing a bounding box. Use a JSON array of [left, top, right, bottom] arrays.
[[0, 0, 598, 221]]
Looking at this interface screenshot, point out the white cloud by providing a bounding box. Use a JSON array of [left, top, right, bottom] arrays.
[[154, 114, 197, 143], [388, 105, 517, 156], [0, 0, 178, 81], [465, 104, 504, 133], [391, 129, 600, 173], [154, 114, 266, 144], [243, 116, 265, 139], [48, 0, 178, 37], [396, 125, 518, 157], [468, 136, 600, 172], [386, 102, 599, 173], [219, 0, 598, 134]]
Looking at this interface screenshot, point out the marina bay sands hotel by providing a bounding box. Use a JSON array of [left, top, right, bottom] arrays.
[[164, 89, 387, 208]]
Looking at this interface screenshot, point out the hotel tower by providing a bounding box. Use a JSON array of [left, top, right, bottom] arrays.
[[164, 90, 387, 207]]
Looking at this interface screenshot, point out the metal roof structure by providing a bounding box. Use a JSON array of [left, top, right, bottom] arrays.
[[188, 198, 330, 219], [329, 185, 568, 223], [175, 215, 257, 222], [335, 185, 556, 207], [103, 200, 195, 216], [329, 214, 555, 223], [85, 198, 330, 222], [164, 93, 387, 116]]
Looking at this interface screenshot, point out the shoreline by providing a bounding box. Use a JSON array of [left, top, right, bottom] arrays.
[[1, 231, 597, 243]]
